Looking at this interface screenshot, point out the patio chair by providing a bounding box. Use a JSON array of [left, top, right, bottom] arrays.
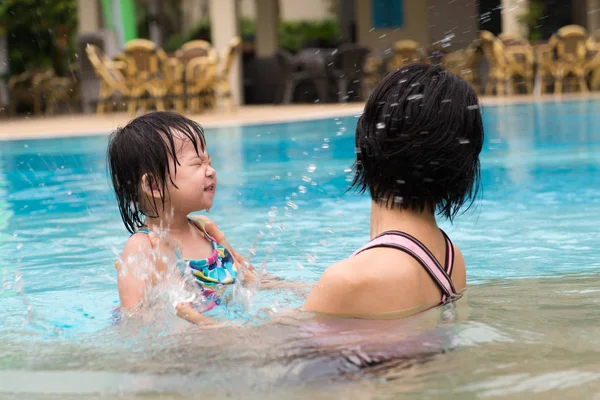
[[505, 43, 535, 94], [330, 44, 370, 102], [45, 64, 81, 115], [553, 25, 589, 93], [179, 40, 214, 58], [186, 52, 219, 113], [276, 48, 329, 104], [442, 47, 478, 90], [479, 30, 510, 95], [8, 68, 54, 116], [362, 56, 383, 98], [174, 40, 218, 112], [214, 36, 241, 111], [85, 44, 140, 116], [586, 40, 600, 91], [123, 38, 171, 112], [387, 40, 427, 72]]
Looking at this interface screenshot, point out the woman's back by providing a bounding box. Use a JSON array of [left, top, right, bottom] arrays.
[[305, 211, 466, 318], [304, 63, 482, 318]]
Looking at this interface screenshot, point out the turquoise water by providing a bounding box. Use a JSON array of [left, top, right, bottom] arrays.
[[1, 99, 600, 398]]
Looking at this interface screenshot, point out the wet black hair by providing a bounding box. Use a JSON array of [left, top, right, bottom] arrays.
[[351, 63, 483, 221], [107, 111, 206, 233]]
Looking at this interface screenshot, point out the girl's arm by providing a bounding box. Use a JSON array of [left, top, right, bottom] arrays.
[[192, 215, 309, 291], [117, 232, 219, 323], [115, 233, 155, 310], [191, 215, 256, 272]]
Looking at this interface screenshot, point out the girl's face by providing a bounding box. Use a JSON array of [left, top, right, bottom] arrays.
[[165, 137, 216, 215]]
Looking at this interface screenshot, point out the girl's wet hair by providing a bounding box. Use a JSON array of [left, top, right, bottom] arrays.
[[107, 111, 206, 233], [351, 63, 484, 221]]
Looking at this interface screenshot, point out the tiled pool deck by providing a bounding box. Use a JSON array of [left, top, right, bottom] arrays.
[[0, 93, 598, 140]]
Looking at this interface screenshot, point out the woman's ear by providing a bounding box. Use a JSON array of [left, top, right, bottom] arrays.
[[141, 173, 162, 200]]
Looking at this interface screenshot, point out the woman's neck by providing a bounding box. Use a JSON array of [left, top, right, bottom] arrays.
[[369, 201, 438, 239]]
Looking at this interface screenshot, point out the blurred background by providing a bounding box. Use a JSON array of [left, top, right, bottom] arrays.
[[0, 0, 598, 118]]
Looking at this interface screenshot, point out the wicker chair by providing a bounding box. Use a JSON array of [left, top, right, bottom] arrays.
[[386, 40, 427, 73], [553, 25, 589, 93], [85, 44, 140, 115], [215, 36, 242, 111]]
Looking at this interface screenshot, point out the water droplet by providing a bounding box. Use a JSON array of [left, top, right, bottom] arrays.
[[458, 138, 470, 144], [322, 144, 330, 149], [442, 99, 451, 103], [307, 164, 317, 173], [408, 94, 424, 100], [396, 179, 405, 184], [467, 104, 479, 110], [298, 185, 307, 194], [344, 168, 352, 173], [398, 79, 407, 84], [16, 243, 23, 250], [376, 122, 386, 129], [394, 196, 404, 203], [67, 191, 72, 195]]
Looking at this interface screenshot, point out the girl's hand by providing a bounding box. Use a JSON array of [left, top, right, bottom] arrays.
[[175, 303, 229, 328]]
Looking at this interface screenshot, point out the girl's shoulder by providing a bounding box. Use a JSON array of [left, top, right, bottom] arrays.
[[120, 231, 154, 258]]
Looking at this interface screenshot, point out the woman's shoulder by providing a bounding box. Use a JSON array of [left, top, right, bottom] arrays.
[[304, 248, 432, 316]]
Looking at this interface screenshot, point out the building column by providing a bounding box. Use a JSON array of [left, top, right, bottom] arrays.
[[77, 0, 103, 113], [210, 0, 243, 106], [501, 0, 529, 38], [255, 0, 280, 57], [0, 35, 8, 110], [182, 0, 207, 32], [78, 0, 101, 33], [338, 0, 356, 43], [588, 0, 600, 33]]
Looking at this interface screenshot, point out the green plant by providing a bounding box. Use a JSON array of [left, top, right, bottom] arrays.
[[279, 19, 340, 52], [0, 0, 77, 77], [517, 0, 545, 42], [163, 17, 210, 52], [240, 17, 255, 40], [163, 17, 340, 54]]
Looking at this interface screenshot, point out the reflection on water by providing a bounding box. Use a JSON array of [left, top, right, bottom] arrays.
[[1, 99, 600, 398], [2, 274, 600, 398]]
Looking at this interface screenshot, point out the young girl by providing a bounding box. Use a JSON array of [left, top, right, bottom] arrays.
[[108, 111, 256, 323], [304, 63, 483, 318]]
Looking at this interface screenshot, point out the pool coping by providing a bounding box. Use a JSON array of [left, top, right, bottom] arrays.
[[0, 92, 599, 141]]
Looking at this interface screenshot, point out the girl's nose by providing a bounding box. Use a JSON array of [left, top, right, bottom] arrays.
[[206, 165, 216, 177]]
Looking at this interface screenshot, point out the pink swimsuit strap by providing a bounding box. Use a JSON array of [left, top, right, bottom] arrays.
[[352, 230, 457, 304]]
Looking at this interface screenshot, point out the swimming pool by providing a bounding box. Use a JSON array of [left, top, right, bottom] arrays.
[[1, 99, 600, 398]]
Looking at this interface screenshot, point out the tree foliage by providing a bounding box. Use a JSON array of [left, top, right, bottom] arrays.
[[0, 0, 78, 77]]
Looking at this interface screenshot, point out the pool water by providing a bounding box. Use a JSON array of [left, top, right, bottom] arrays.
[[1, 99, 600, 398]]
